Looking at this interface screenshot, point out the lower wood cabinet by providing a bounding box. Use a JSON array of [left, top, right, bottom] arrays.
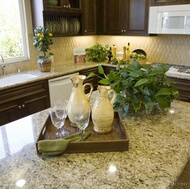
[[151, 0, 190, 5], [0, 80, 50, 126], [79, 66, 100, 93], [170, 77, 190, 102]]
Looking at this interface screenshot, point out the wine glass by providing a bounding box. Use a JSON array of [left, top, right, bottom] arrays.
[[71, 101, 91, 140], [49, 100, 68, 138], [54, 100, 69, 137]]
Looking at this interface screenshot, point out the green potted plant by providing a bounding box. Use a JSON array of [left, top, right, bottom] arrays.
[[85, 43, 109, 62], [33, 26, 53, 72], [88, 62, 179, 118]]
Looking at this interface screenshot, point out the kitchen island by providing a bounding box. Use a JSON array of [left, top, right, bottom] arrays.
[[0, 98, 190, 189]]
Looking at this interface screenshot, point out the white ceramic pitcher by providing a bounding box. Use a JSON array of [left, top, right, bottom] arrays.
[[67, 75, 93, 125], [92, 85, 116, 134]]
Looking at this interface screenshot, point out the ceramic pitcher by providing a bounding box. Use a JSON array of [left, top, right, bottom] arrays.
[[67, 75, 93, 125], [92, 85, 116, 134]]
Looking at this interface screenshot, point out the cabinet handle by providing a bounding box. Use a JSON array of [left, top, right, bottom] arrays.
[[63, 4, 70, 8]]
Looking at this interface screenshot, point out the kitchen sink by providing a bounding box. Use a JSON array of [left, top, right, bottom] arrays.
[[0, 74, 38, 87]]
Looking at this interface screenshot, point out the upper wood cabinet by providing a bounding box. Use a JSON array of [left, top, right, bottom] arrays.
[[102, 0, 150, 36], [127, 0, 149, 35], [151, 0, 190, 5], [81, 0, 97, 35], [103, 0, 128, 35], [31, 0, 82, 37]]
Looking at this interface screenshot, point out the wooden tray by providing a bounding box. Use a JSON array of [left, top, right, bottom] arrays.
[[36, 112, 129, 154]]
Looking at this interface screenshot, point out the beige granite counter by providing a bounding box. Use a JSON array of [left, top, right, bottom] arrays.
[[1, 62, 190, 91], [0, 62, 99, 90], [0, 98, 190, 189]]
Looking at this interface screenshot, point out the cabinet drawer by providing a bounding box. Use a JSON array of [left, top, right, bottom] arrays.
[[0, 80, 49, 104], [171, 77, 190, 102]]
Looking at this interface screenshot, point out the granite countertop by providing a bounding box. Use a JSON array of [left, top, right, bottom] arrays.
[[0, 62, 190, 91], [0, 62, 99, 90], [0, 98, 190, 189]]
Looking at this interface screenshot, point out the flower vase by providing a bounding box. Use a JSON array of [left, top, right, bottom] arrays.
[[67, 75, 93, 126], [37, 57, 52, 72], [92, 85, 116, 134]]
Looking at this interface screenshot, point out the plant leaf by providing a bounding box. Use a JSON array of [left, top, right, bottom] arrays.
[[99, 78, 109, 85], [98, 65, 105, 74], [134, 78, 149, 87], [86, 72, 95, 79], [155, 88, 171, 96]]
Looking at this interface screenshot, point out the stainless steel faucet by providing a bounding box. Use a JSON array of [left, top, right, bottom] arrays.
[[0, 55, 6, 76]]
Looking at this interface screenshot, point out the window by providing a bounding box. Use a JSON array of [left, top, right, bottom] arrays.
[[0, 0, 30, 64]]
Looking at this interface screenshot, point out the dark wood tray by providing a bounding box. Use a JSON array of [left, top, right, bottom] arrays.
[[36, 112, 129, 154]]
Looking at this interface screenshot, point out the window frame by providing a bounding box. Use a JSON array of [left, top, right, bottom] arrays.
[[1, 0, 30, 64]]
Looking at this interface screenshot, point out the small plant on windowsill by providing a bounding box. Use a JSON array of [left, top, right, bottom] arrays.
[[88, 62, 179, 118], [33, 26, 53, 72]]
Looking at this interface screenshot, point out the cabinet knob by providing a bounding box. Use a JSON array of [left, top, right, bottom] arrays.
[[85, 30, 87, 32], [121, 30, 123, 32], [22, 104, 25, 108], [18, 106, 21, 109], [123, 30, 126, 32]]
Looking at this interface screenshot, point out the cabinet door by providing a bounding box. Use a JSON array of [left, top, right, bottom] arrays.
[[151, 0, 181, 5], [0, 80, 50, 126], [22, 81, 50, 116], [128, 0, 149, 35], [0, 102, 21, 126], [180, 0, 190, 3], [81, 0, 97, 35], [171, 77, 190, 102], [24, 95, 50, 116], [103, 0, 149, 36], [103, 0, 128, 35]]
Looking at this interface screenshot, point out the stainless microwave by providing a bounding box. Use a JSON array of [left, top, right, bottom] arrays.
[[148, 5, 190, 35]]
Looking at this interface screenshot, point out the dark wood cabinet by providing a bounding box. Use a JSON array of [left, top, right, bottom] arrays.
[[79, 66, 100, 93], [0, 80, 50, 126], [180, 0, 190, 3], [102, 0, 149, 36], [151, 0, 190, 5], [31, 0, 82, 36], [171, 77, 190, 102], [128, 0, 149, 35], [103, 0, 128, 35], [81, 0, 97, 35]]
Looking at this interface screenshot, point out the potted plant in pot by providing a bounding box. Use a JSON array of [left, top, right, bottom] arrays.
[[85, 43, 109, 62], [33, 26, 53, 72], [88, 62, 179, 119]]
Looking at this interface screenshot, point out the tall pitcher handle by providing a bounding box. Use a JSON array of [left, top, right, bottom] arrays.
[[83, 83, 93, 100], [109, 89, 117, 105]]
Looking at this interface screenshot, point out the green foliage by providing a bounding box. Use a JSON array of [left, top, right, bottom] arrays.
[[89, 63, 179, 118], [85, 43, 109, 62], [33, 27, 53, 60]]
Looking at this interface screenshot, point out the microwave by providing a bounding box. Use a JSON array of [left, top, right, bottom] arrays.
[[148, 5, 190, 35]]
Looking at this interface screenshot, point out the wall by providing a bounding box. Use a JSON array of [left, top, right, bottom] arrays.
[[96, 35, 190, 66], [3, 34, 190, 75]]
